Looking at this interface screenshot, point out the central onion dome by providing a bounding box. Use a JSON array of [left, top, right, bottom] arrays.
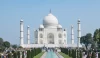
[[43, 13, 58, 28]]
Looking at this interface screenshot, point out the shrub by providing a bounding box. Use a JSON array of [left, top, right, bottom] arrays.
[[91, 52, 96, 58], [27, 50, 31, 58], [72, 49, 75, 58], [0, 54, 1, 58], [22, 51, 24, 58], [80, 50, 82, 58], [8, 53, 12, 58], [13, 52, 17, 58], [17, 51, 20, 58], [98, 52, 100, 58]]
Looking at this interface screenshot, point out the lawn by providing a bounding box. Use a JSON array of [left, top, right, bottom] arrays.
[[59, 52, 72, 58], [34, 52, 44, 58]]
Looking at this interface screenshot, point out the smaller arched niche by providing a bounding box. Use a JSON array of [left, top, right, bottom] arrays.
[[64, 40, 66, 44], [58, 33, 62, 38], [64, 34, 66, 38], [39, 33, 43, 38], [59, 40, 62, 44]]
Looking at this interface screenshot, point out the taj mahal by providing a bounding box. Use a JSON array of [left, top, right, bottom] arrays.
[[20, 11, 82, 48]]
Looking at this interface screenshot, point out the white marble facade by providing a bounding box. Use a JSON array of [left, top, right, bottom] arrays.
[[20, 11, 81, 48], [34, 13, 67, 46]]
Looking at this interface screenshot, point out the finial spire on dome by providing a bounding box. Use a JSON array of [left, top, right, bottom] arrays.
[[50, 9, 51, 13], [20, 18, 23, 22]]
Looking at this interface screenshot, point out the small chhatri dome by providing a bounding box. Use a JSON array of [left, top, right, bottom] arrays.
[[71, 25, 73, 28], [20, 19, 23, 22], [27, 26, 30, 28], [78, 19, 80, 22], [57, 24, 62, 28], [43, 11, 58, 28], [39, 24, 44, 28]]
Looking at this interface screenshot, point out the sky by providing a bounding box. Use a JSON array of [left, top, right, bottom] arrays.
[[0, 0, 100, 45]]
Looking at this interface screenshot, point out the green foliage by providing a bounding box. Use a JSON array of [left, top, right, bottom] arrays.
[[22, 51, 24, 58], [13, 52, 17, 58], [72, 49, 74, 58], [87, 53, 91, 58], [12, 45, 17, 49], [80, 33, 93, 49], [93, 29, 99, 42], [31, 49, 34, 58], [0, 46, 5, 52], [17, 51, 20, 58], [91, 41, 96, 49], [0, 54, 1, 58], [0, 38, 3, 46], [0, 38, 10, 52], [77, 50, 79, 58], [18, 46, 23, 48], [69, 49, 72, 57], [34, 48, 36, 56], [91, 52, 96, 58], [3, 41, 10, 48], [8, 53, 12, 58], [0, 38, 4, 52], [93, 28, 100, 48], [74, 49, 77, 58], [98, 53, 100, 58], [27, 50, 31, 58], [79, 50, 82, 58]]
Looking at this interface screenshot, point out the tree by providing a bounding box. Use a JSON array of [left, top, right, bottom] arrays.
[[91, 41, 96, 49], [93, 29, 99, 42], [12, 45, 17, 49], [27, 50, 31, 58], [8, 53, 12, 58], [0, 54, 1, 58], [22, 51, 24, 58], [13, 52, 17, 58], [80, 33, 93, 49], [18, 46, 23, 48], [80, 50, 82, 58], [93, 28, 100, 48], [0, 38, 3, 46], [80, 36, 86, 44], [3, 41, 10, 48], [17, 51, 20, 58], [98, 53, 100, 58], [93, 29, 99, 47], [91, 52, 96, 58]]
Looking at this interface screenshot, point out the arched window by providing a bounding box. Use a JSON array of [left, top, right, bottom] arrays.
[[39, 28, 43, 31], [40, 33, 43, 38], [58, 33, 62, 38]]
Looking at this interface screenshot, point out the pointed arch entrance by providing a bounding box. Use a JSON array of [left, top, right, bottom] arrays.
[[47, 33, 54, 44]]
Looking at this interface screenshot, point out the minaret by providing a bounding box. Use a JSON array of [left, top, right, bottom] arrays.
[[71, 25, 74, 44], [27, 26, 30, 44], [77, 19, 81, 47], [20, 19, 24, 46], [66, 29, 68, 44]]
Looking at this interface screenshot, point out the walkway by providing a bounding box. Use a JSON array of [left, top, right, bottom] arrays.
[[45, 50, 59, 58], [41, 50, 64, 58]]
